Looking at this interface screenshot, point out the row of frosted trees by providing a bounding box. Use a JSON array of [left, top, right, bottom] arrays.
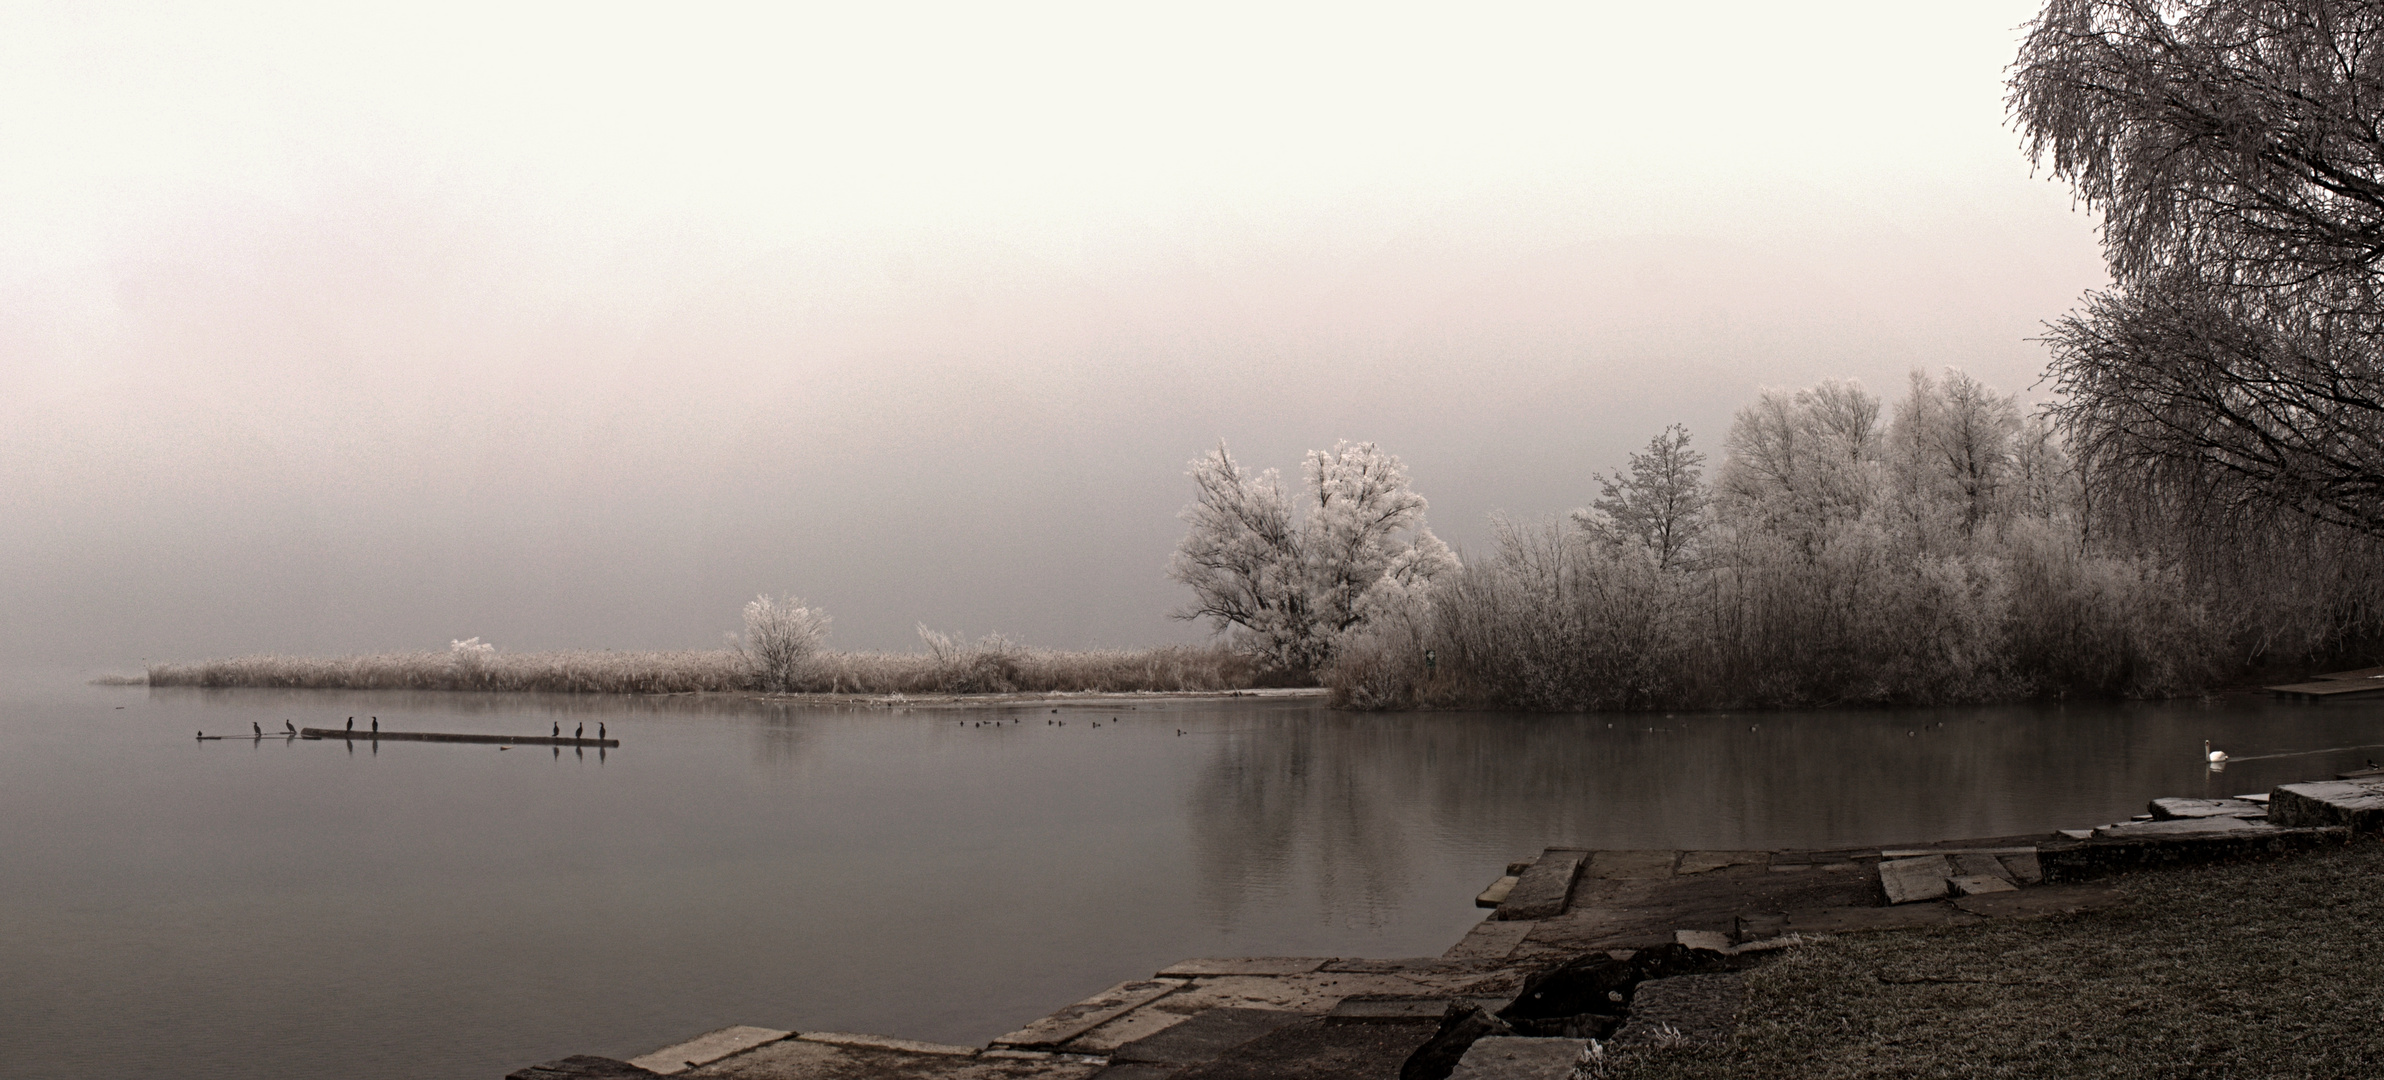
[[1173, 369, 2384, 710]]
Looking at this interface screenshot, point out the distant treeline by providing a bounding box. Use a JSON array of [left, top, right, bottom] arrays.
[[1173, 370, 2384, 711], [149, 630, 1264, 697]]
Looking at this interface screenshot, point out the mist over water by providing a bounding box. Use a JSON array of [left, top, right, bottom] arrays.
[[8, 670, 2379, 1080], [0, 2, 2102, 669]]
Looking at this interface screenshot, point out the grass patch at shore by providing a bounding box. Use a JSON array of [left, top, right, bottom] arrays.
[[146, 643, 1269, 696], [1606, 837, 2384, 1079]]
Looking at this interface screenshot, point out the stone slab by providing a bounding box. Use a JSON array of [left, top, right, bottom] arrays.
[[508, 1056, 662, 1080], [1444, 920, 1534, 960], [1326, 995, 1452, 1022], [1107, 1007, 1306, 1066], [1948, 874, 2018, 896], [1151, 972, 1430, 1015], [2055, 829, 2095, 840], [1676, 851, 1766, 875], [797, 1033, 978, 1057], [1156, 958, 1328, 978], [1997, 850, 2044, 884], [688, 1039, 1101, 1079], [1587, 849, 1680, 880], [1947, 854, 2014, 883], [2271, 779, 2384, 830], [1673, 930, 1732, 953], [1952, 883, 2125, 919], [1446, 1036, 1592, 1080], [1878, 847, 2035, 858], [1058, 1002, 1195, 1053], [629, 1027, 791, 1075], [1165, 1016, 1437, 1080], [2093, 817, 2269, 839], [2149, 797, 2267, 820], [1476, 875, 1519, 907], [1878, 854, 1952, 904], [992, 979, 1186, 1048], [1318, 957, 1515, 975], [1495, 849, 1587, 921]]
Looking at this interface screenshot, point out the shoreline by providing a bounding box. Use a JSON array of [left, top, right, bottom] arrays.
[[509, 765, 2384, 1079]]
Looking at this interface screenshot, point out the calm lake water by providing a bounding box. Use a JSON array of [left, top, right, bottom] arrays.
[[7, 668, 2384, 1080]]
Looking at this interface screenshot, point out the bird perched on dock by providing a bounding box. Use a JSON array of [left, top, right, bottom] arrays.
[[575, 723, 583, 740], [371, 717, 378, 734], [552, 721, 560, 738], [285, 720, 296, 735], [346, 717, 354, 733], [2205, 740, 2228, 763], [252, 722, 261, 736], [599, 723, 605, 740]]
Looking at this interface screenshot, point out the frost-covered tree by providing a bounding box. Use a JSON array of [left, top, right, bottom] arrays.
[[1170, 440, 1458, 672], [1718, 378, 1883, 548], [1889, 368, 2023, 543], [736, 594, 831, 691], [1573, 424, 1709, 571]]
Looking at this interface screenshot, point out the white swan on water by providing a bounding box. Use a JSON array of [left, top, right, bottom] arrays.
[[2205, 740, 2229, 763]]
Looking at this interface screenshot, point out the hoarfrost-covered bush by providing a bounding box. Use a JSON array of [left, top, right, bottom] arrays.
[[916, 624, 1027, 694], [737, 594, 831, 692], [1170, 440, 1458, 675], [1399, 367, 2341, 710], [447, 637, 496, 686]]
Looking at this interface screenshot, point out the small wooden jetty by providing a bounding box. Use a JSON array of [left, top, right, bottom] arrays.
[[298, 727, 618, 748], [2267, 665, 2384, 700]]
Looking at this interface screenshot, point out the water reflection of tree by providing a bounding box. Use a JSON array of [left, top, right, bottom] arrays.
[[1186, 703, 2222, 932]]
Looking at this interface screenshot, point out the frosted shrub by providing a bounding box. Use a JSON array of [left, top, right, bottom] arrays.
[[915, 625, 1032, 693], [447, 637, 496, 687], [738, 595, 831, 692]]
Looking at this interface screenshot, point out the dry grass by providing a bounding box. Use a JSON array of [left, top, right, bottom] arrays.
[[146, 642, 1267, 696], [1603, 836, 2384, 1079]]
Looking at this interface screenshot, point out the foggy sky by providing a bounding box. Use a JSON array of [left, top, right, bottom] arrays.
[[1, 2, 2104, 668]]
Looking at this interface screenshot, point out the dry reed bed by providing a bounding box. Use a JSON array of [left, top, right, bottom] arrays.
[[146, 644, 1264, 696]]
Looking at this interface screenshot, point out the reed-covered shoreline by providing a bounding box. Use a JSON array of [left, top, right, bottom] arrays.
[[145, 642, 1269, 697]]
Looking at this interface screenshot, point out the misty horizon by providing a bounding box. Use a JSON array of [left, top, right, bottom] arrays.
[[1, 2, 2101, 667]]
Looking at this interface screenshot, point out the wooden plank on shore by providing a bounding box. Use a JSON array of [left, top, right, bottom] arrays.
[[2266, 681, 2384, 700], [298, 727, 618, 747]]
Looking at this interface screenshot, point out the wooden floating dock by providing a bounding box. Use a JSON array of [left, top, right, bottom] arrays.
[[2266, 665, 2384, 699], [298, 727, 618, 748], [2266, 681, 2384, 700]]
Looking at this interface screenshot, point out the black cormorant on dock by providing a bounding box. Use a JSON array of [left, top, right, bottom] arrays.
[[598, 723, 605, 739], [553, 721, 560, 738], [371, 717, 378, 734], [346, 717, 354, 733], [252, 722, 262, 736], [574, 723, 583, 740]]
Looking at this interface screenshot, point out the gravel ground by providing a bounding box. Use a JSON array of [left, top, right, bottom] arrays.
[[1600, 835, 2384, 1079]]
